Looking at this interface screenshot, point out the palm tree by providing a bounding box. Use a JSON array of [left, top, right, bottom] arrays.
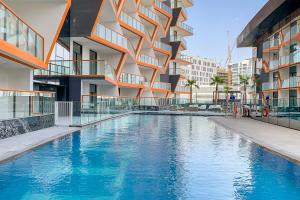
[[185, 79, 199, 104], [210, 76, 224, 103], [239, 74, 251, 105]]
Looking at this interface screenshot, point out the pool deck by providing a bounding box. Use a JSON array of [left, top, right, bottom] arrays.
[[0, 126, 80, 163], [210, 116, 300, 164]]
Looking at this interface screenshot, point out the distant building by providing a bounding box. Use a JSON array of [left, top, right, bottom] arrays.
[[187, 57, 217, 86], [216, 67, 230, 85], [231, 59, 253, 90]]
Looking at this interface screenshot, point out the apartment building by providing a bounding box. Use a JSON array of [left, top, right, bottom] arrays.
[[0, 0, 70, 135], [237, 0, 300, 130], [216, 67, 230, 85], [187, 57, 217, 86], [175, 56, 217, 100], [33, 0, 193, 105], [231, 59, 253, 88]]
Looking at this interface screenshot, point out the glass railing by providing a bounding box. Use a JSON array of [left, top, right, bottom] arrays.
[[0, 2, 44, 60], [279, 55, 289, 66], [270, 38, 279, 47], [262, 81, 278, 90], [170, 35, 187, 46], [263, 40, 270, 49], [175, 85, 190, 92], [290, 51, 300, 63], [154, 41, 172, 52], [153, 82, 171, 90], [94, 23, 128, 48], [139, 5, 159, 22], [120, 12, 145, 33], [154, 0, 172, 14], [290, 21, 299, 37], [282, 77, 300, 88], [178, 53, 193, 63], [177, 21, 193, 33], [0, 89, 55, 121], [119, 72, 146, 85], [282, 26, 290, 42], [269, 60, 279, 70], [34, 60, 116, 80], [138, 54, 161, 67], [169, 67, 186, 76]]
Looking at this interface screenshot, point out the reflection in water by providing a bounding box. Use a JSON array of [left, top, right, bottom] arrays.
[[0, 115, 300, 200]]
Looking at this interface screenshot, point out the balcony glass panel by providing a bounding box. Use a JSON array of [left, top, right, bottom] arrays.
[[120, 73, 146, 85], [154, 41, 172, 52], [153, 82, 171, 90], [154, 0, 172, 14], [34, 60, 116, 80], [177, 21, 193, 33], [290, 50, 300, 63], [139, 5, 159, 22], [138, 54, 161, 68], [95, 23, 128, 48], [0, 2, 44, 60], [120, 12, 145, 33]]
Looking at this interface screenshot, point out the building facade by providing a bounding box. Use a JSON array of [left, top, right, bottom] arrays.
[[0, 0, 71, 135], [237, 0, 300, 130], [231, 59, 253, 88], [33, 0, 194, 105], [175, 56, 217, 101], [216, 67, 230, 85]]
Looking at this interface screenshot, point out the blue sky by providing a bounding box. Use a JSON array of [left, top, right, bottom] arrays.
[[185, 0, 268, 65]]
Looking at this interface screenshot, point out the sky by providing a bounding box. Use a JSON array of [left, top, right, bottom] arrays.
[[185, 0, 268, 66]]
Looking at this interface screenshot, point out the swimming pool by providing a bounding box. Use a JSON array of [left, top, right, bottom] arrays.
[[0, 115, 300, 200]]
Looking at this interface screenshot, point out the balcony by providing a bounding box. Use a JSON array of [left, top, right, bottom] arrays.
[[279, 55, 290, 66], [153, 82, 171, 90], [290, 20, 300, 37], [177, 21, 193, 34], [170, 35, 187, 47], [175, 85, 190, 93], [290, 51, 300, 63], [139, 5, 159, 23], [262, 81, 278, 91], [138, 54, 162, 68], [269, 60, 279, 70], [169, 67, 186, 77], [282, 77, 300, 88], [0, 2, 44, 60], [94, 23, 128, 49], [154, 0, 172, 14], [34, 60, 116, 80], [120, 12, 145, 33], [119, 72, 147, 86], [154, 41, 172, 52], [0, 89, 54, 121], [178, 53, 192, 63]]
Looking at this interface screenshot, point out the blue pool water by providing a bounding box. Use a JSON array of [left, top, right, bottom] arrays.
[[1, 115, 300, 200]]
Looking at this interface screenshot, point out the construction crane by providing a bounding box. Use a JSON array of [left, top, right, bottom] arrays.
[[224, 31, 236, 87]]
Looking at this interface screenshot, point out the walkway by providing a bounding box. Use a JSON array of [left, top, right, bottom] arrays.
[[210, 116, 300, 163], [0, 126, 80, 163]]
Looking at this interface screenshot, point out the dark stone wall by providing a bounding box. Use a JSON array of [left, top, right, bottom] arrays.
[[0, 114, 55, 139]]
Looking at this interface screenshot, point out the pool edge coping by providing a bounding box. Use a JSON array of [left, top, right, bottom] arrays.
[[208, 116, 300, 165]]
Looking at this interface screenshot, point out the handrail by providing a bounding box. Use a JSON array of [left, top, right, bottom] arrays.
[[34, 60, 116, 80], [0, 88, 55, 97]]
